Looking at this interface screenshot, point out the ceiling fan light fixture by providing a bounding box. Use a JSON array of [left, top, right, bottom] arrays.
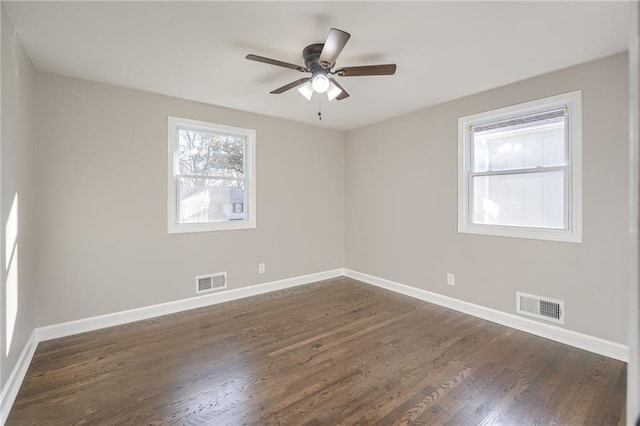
[[297, 81, 314, 100], [246, 28, 395, 105], [311, 73, 330, 93], [326, 81, 343, 101]]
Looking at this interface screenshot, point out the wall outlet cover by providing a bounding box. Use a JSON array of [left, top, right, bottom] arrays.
[[446, 273, 455, 286]]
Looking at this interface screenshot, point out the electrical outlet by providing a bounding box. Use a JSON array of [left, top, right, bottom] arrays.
[[446, 273, 455, 286], [258, 263, 266, 274]]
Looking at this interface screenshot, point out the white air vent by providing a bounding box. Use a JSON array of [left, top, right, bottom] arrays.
[[516, 291, 564, 324], [195, 272, 227, 294]]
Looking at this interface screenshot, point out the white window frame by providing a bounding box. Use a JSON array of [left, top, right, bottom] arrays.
[[458, 91, 582, 243], [167, 116, 256, 234]]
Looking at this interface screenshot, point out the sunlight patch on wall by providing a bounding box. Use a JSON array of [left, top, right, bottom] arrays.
[[5, 194, 19, 356], [6, 193, 17, 269], [6, 250, 17, 356]]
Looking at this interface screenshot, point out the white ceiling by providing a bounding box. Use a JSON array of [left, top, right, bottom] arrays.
[[4, 1, 631, 131]]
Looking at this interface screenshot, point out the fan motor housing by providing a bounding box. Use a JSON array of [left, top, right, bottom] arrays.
[[303, 43, 325, 71]]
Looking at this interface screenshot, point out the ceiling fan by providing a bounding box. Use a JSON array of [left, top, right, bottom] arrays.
[[246, 28, 397, 101]]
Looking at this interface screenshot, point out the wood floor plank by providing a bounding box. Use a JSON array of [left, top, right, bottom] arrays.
[[7, 278, 627, 425]]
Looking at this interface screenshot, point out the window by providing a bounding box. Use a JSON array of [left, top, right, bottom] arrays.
[[458, 91, 582, 242], [168, 117, 256, 233]]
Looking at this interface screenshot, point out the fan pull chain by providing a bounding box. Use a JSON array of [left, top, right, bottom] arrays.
[[318, 95, 322, 120]]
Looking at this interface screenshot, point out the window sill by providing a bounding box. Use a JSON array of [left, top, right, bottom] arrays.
[[168, 219, 256, 234]]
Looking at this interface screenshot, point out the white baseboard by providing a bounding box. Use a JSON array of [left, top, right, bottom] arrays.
[[38, 268, 345, 342], [344, 269, 628, 362], [0, 330, 38, 424]]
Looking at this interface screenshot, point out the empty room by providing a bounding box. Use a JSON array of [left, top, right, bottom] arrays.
[[0, 1, 639, 425]]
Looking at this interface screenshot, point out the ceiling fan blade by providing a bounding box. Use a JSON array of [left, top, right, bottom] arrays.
[[335, 64, 397, 77], [318, 28, 351, 69], [329, 78, 349, 100], [246, 54, 307, 72], [270, 78, 311, 94]]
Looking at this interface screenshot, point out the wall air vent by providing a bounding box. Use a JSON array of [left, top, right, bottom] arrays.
[[516, 291, 564, 324], [196, 272, 227, 294]]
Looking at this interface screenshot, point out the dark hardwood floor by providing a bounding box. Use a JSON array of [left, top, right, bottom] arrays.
[[7, 277, 626, 425]]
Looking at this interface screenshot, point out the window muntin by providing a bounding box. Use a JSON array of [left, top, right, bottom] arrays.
[[458, 91, 582, 242], [168, 117, 256, 233]]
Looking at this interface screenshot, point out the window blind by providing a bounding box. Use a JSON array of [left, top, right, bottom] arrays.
[[473, 108, 565, 133]]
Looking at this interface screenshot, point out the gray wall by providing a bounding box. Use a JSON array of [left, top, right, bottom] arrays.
[[35, 73, 344, 326], [1, 6, 36, 388], [629, 1, 640, 421], [345, 53, 629, 344]]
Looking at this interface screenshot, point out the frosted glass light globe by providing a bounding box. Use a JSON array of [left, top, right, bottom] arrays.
[[311, 74, 330, 93]]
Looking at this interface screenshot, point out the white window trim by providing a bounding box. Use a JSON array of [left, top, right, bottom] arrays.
[[458, 91, 582, 243], [167, 116, 256, 234]]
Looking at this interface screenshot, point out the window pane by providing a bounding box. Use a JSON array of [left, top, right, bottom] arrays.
[[176, 127, 247, 225], [471, 171, 565, 229], [473, 114, 565, 172], [178, 128, 245, 179], [178, 177, 245, 224]]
